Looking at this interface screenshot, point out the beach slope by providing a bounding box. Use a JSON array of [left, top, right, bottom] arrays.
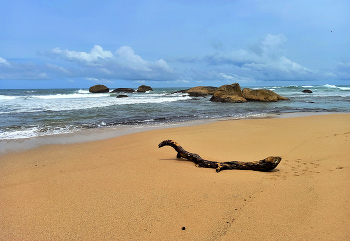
[[1, 114, 349, 240]]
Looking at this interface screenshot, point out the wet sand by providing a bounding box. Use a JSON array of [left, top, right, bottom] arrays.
[[1, 113, 349, 240]]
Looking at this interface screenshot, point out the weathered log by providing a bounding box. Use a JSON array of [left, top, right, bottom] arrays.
[[158, 140, 281, 172]]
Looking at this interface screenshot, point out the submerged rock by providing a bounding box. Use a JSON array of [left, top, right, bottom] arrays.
[[302, 89, 313, 93], [111, 88, 135, 93], [89, 84, 109, 93], [116, 95, 128, 98]]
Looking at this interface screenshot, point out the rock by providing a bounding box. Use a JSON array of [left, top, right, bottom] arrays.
[[188, 92, 207, 97], [210, 83, 247, 103], [137, 85, 153, 92], [116, 95, 128, 98], [242, 88, 289, 102], [89, 84, 109, 93], [111, 88, 135, 93], [302, 89, 313, 93], [186, 86, 218, 97], [171, 89, 188, 95]]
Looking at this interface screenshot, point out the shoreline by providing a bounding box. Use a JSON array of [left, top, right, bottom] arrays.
[[1, 112, 349, 240], [0, 111, 341, 155]]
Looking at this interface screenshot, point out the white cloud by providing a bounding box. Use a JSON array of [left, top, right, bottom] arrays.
[[0, 57, 49, 80], [115, 46, 151, 71], [86, 77, 113, 84], [46, 63, 70, 74], [263, 34, 287, 48], [45, 45, 176, 81], [174, 78, 190, 83], [220, 73, 254, 83], [0, 57, 9, 65], [169, 34, 316, 82], [336, 61, 350, 79], [0, 36, 342, 84], [204, 34, 312, 74], [51, 45, 114, 64]]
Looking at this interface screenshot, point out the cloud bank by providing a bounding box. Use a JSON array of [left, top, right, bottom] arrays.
[[169, 34, 316, 83], [1, 34, 347, 86], [45, 45, 176, 81]]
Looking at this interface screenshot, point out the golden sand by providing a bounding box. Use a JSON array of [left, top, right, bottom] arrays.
[[1, 114, 349, 240]]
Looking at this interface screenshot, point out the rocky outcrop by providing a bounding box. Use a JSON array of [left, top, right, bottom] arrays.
[[242, 88, 289, 102], [89, 84, 109, 93], [210, 83, 247, 103], [116, 95, 128, 98], [302, 89, 313, 93], [172, 86, 218, 96], [209, 83, 289, 103], [111, 88, 135, 93], [186, 86, 218, 97], [137, 85, 153, 92]]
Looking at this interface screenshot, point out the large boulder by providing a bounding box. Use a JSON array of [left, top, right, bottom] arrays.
[[242, 88, 289, 102], [111, 88, 135, 93], [210, 83, 247, 103], [89, 84, 109, 93], [186, 86, 218, 97], [137, 85, 153, 92]]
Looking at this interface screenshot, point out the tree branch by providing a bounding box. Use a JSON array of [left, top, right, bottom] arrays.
[[159, 140, 281, 172]]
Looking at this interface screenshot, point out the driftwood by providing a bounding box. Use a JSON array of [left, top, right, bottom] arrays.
[[158, 140, 281, 173]]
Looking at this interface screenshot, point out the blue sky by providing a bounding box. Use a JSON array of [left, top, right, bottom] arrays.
[[0, 0, 349, 89]]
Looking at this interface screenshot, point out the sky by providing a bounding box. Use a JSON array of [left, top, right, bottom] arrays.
[[0, 0, 349, 89]]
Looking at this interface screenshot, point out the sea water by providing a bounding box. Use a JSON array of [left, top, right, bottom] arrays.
[[1, 84, 349, 142]]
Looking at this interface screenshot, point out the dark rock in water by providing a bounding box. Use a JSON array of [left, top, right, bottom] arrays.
[[188, 92, 207, 97], [116, 95, 128, 98], [242, 88, 289, 102], [172, 89, 188, 94], [210, 83, 247, 103], [137, 85, 153, 92], [89, 84, 109, 93], [302, 89, 313, 93], [111, 88, 135, 93]]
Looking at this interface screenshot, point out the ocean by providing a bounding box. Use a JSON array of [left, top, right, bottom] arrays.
[[1, 84, 350, 143]]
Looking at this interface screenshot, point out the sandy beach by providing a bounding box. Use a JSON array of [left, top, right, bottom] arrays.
[[1, 113, 349, 240]]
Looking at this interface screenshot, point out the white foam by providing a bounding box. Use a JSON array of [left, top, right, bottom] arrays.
[[0, 127, 40, 139], [77, 89, 90, 94], [32, 92, 108, 99], [323, 84, 337, 88], [0, 95, 19, 100], [0, 125, 77, 140], [1, 92, 192, 114]]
